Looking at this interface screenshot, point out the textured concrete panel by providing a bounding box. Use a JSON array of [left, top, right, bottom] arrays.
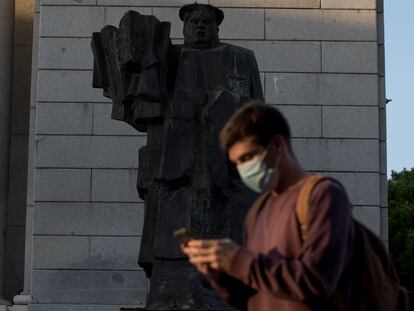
[[33, 203, 143, 236], [274, 105, 321, 138], [37, 70, 110, 103], [38, 38, 93, 70], [321, 0, 376, 9], [29, 304, 145, 311], [231, 40, 321, 72], [34, 169, 91, 202], [152, 7, 181, 39], [42, 0, 96, 5], [220, 9, 264, 39], [36, 136, 143, 168], [327, 172, 380, 206], [322, 42, 378, 73], [322, 106, 379, 138], [33, 236, 89, 269], [90, 237, 141, 270], [98, 0, 207, 6], [31, 270, 146, 304], [102, 7, 152, 28], [353, 206, 381, 236], [37, 103, 93, 135], [91, 169, 139, 202], [293, 139, 379, 172], [265, 9, 376, 41], [210, 0, 320, 8], [93, 104, 139, 136]]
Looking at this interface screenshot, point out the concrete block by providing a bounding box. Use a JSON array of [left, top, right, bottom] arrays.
[[34, 169, 91, 202], [91, 169, 139, 202], [265, 9, 376, 41], [378, 44, 385, 77], [380, 173, 387, 207], [36, 136, 143, 168], [322, 106, 379, 139], [353, 206, 381, 236], [293, 139, 379, 172], [266, 73, 378, 106], [98, 0, 207, 6], [379, 76, 386, 108], [327, 172, 380, 206], [32, 236, 89, 269], [210, 0, 320, 8], [377, 13, 384, 45], [37, 70, 110, 103], [31, 270, 146, 304], [38, 38, 93, 70], [33, 202, 144, 236], [220, 8, 264, 39], [380, 141, 387, 174], [7, 135, 29, 226], [93, 104, 139, 136], [321, 0, 376, 9], [380, 207, 388, 240], [40, 7, 105, 37], [272, 105, 321, 138], [322, 42, 378, 73], [36, 103, 93, 135], [90, 237, 141, 270], [42, 0, 96, 5], [231, 40, 320, 72]]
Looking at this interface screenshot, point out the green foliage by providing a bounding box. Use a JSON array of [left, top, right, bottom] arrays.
[[388, 168, 414, 289]]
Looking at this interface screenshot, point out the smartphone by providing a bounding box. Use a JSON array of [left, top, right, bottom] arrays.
[[173, 227, 196, 244]]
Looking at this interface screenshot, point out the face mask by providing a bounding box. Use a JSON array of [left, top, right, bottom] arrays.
[[237, 147, 278, 193]]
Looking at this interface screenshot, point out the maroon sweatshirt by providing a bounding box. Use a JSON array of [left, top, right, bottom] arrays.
[[209, 176, 355, 311]]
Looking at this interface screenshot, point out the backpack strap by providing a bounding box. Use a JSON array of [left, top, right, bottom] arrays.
[[245, 191, 272, 235], [296, 175, 331, 241]]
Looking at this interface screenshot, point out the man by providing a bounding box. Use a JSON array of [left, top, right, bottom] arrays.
[[182, 101, 355, 310], [92, 3, 263, 309]]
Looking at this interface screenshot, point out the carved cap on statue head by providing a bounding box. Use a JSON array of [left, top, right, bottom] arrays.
[[179, 3, 224, 26]]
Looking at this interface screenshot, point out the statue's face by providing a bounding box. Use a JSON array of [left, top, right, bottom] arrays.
[[183, 9, 219, 49]]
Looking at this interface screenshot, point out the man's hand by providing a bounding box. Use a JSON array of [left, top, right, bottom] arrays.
[[181, 239, 240, 274]]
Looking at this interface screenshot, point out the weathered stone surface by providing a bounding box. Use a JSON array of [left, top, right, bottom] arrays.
[[322, 42, 378, 73], [293, 139, 379, 172], [321, 0, 376, 9], [34, 169, 91, 202], [31, 270, 147, 304], [36, 136, 143, 168], [91, 169, 139, 202], [265, 9, 376, 41], [36, 103, 93, 135], [327, 172, 380, 206], [210, 0, 320, 8], [274, 105, 321, 138], [33, 203, 143, 236], [353, 206, 381, 236], [322, 106, 379, 138]]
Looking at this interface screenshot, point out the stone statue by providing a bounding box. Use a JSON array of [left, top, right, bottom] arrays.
[[92, 3, 263, 310]]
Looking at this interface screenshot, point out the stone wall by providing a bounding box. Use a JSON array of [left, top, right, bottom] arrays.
[[27, 0, 386, 310]]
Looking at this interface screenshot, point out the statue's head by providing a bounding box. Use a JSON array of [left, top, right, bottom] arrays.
[[179, 3, 224, 49]]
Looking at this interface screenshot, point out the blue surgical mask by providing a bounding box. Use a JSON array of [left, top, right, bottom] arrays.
[[237, 148, 278, 193]]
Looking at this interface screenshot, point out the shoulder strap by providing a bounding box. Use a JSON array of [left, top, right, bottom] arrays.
[[245, 191, 272, 234], [296, 175, 331, 241]]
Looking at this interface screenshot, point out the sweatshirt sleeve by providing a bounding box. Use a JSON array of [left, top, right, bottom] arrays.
[[225, 180, 355, 305]]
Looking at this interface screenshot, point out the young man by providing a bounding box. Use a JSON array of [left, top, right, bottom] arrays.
[[182, 101, 355, 310]]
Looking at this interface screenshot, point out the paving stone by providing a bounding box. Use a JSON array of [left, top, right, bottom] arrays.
[[91, 169, 139, 202], [33, 236, 89, 270], [322, 106, 379, 139], [36, 136, 143, 168], [265, 9, 376, 41], [90, 237, 141, 270], [322, 42, 378, 73], [353, 206, 381, 236], [293, 139, 379, 172], [327, 172, 380, 206], [36, 103, 93, 135], [31, 270, 146, 304], [33, 202, 143, 236], [210, 0, 320, 8], [272, 105, 321, 138], [321, 0, 376, 9], [93, 104, 140, 136], [34, 169, 91, 202]]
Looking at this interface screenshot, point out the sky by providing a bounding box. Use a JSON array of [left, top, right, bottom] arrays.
[[384, 0, 414, 176]]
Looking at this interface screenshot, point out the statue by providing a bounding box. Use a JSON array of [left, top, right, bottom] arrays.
[[91, 3, 263, 310]]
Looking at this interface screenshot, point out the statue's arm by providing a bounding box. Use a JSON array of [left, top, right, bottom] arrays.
[[248, 51, 264, 100]]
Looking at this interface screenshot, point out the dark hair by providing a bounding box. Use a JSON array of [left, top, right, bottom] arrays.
[[220, 100, 292, 151]]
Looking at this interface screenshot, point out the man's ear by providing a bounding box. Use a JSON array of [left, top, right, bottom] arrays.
[[272, 135, 284, 152]]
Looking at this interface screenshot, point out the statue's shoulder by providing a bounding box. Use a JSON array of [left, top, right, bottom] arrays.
[[220, 42, 255, 57]]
